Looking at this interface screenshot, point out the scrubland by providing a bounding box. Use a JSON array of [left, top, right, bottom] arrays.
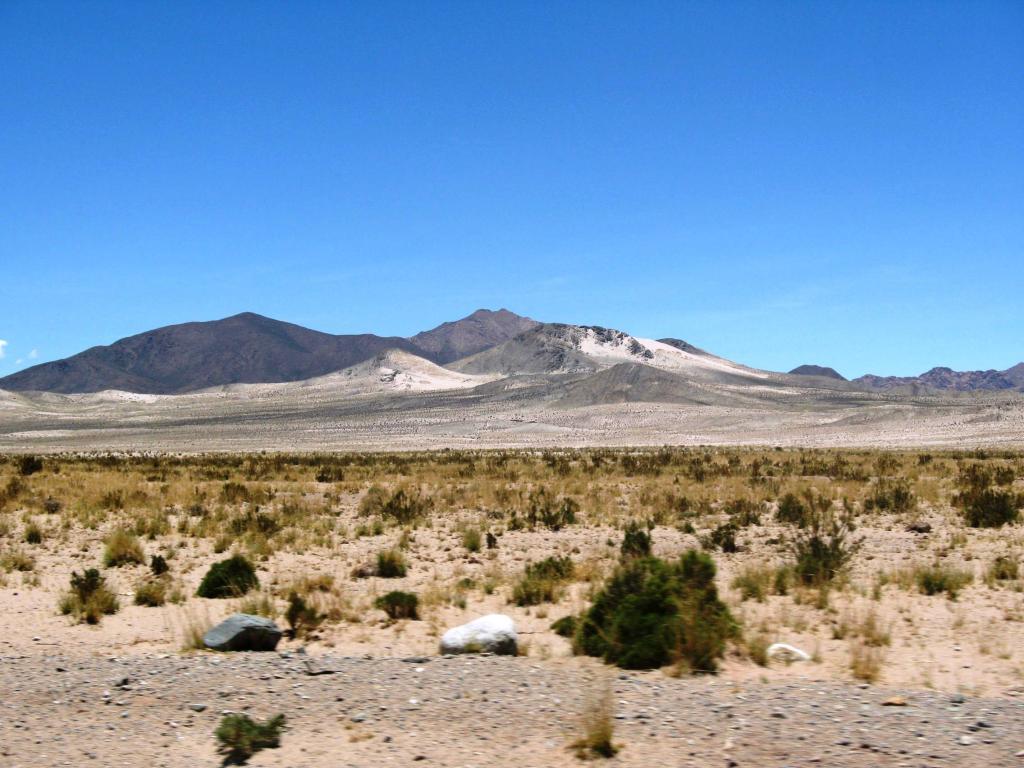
[[1, 448, 1023, 766]]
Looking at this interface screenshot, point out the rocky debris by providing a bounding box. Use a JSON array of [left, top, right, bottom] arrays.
[[439, 614, 517, 655], [766, 643, 812, 662], [2, 654, 1023, 767], [907, 521, 933, 534], [203, 613, 282, 652]]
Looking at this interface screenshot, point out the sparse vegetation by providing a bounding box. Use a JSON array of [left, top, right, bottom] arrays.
[[791, 496, 860, 586], [376, 548, 408, 578], [571, 682, 618, 759], [134, 577, 168, 606], [102, 529, 145, 567], [512, 555, 575, 606], [285, 591, 324, 637], [215, 713, 285, 765], [375, 590, 420, 620], [60, 568, 119, 624], [914, 562, 973, 599]]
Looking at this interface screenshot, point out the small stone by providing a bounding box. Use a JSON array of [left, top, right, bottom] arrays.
[[958, 735, 974, 746], [189, 704, 207, 712], [882, 696, 908, 707]]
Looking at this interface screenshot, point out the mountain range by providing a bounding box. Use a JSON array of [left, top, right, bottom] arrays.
[[0, 309, 1020, 396]]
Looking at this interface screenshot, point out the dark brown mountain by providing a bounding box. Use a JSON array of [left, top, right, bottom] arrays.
[[0, 313, 424, 394], [0, 309, 539, 394], [789, 364, 847, 381], [409, 308, 539, 364], [853, 364, 1024, 392]]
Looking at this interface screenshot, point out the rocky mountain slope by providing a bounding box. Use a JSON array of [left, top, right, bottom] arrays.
[[408, 308, 539, 364], [0, 309, 534, 394]]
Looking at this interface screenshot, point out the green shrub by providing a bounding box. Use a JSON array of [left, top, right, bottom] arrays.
[[215, 713, 285, 765], [701, 521, 738, 553], [988, 555, 1019, 582], [375, 549, 407, 578], [284, 592, 324, 637], [61, 568, 119, 624], [461, 526, 482, 553], [791, 501, 860, 586], [551, 614, 577, 637], [102, 529, 145, 568], [524, 488, 578, 531], [776, 492, 808, 526], [620, 522, 652, 559], [915, 563, 973, 599], [134, 578, 167, 607], [375, 590, 420, 620], [725, 498, 762, 527], [959, 488, 1020, 528], [574, 551, 738, 671], [196, 555, 259, 598], [359, 486, 432, 525], [314, 465, 344, 483], [731, 564, 774, 602], [864, 479, 916, 514], [512, 555, 575, 606], [17, 455, 43, 476], [24, 522, 43, 544]]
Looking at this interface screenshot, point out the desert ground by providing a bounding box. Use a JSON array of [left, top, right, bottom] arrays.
[[1, 380, 1023, 453], [0, 448, 1023, 766]]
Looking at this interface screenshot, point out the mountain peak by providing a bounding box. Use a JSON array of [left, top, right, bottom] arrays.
[[409, 309, 540, 364], [789, 364, 847, 381]]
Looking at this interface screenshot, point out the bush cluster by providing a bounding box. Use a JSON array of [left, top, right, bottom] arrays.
[[573, 550, 737, 671]]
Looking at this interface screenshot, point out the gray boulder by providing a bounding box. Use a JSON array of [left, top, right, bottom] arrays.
[[440, 614, 517, 655], [203, 613, 282, 652]]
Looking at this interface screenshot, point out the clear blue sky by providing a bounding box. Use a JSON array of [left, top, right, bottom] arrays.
[[1, 1, 1021, 378]]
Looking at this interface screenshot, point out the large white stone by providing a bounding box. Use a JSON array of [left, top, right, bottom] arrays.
[[440, 614, 517, 655]]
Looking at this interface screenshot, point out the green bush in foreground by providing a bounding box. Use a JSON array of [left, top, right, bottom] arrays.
[[215, 713, 285, 765], [196, 555, 259, 599], [573, 550, 737, 671]]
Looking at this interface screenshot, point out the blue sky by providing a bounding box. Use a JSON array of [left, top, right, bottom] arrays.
[[1, 1, 1021, 379]]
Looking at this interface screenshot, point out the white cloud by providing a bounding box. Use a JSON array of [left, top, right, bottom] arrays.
[[0, 340, 7, 359], [29, 349, 38, 359], [15, 358, 22, 365]]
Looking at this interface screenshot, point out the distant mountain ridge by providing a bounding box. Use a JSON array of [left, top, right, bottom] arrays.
[[0, 309, 1019, 396], [0, 309, 534, 394], [853, 364, 1024, 392]]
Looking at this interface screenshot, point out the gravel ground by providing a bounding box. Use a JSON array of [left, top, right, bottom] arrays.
[[2, 652, 1022, 767]]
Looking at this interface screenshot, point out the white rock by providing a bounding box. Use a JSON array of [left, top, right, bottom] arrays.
[[766, 642, 812, 662], [439, 614, 517, 655]]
